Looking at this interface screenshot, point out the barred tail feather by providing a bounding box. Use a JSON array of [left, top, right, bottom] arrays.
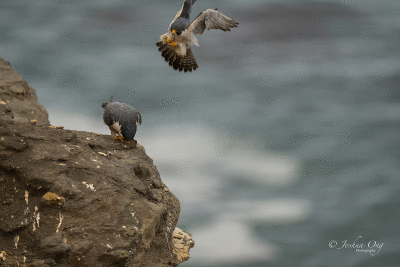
[[181, 48, 198, 72], [156, 42, 198, 72]]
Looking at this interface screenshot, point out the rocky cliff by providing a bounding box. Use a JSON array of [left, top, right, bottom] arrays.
[[0, 57, 194, 267]]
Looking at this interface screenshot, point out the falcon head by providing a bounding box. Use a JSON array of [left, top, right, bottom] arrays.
[[102, 96, 117, 109], [170, 17, 189, 36], [101, 102, 109, 109], [172, 29, 182, 36]]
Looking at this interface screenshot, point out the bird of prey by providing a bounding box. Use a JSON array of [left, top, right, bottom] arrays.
[[102, 97, 142, 143], [156, 0, 238, 72]]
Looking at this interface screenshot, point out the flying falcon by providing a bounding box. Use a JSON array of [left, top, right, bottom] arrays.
[[102, 97, 142, 143], [156, 0, 238, 72]]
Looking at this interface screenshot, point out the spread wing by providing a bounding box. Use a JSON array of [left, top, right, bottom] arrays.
[[173, 6, 183, 21], [172, 0, 197, 21], [188, 9, 238, 35]]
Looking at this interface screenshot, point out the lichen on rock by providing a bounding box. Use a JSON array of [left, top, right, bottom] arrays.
[[42, 192, 65, 205]]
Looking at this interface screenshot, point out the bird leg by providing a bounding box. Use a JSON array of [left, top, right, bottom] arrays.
[[113, 133, 125, 142], [167, 37, 178, 48]]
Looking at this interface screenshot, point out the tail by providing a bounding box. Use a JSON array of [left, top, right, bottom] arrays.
[[156, 42, 198, 72]]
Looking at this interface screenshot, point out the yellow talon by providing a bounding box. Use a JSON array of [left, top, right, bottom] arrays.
[[167, 37, 178, 48], [113, 133, 124, 142]]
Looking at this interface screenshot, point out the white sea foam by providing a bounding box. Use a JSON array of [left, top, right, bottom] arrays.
[[191, 218, 277, 263], [138, 123, 304, 263], [189, 198, 311, 263]]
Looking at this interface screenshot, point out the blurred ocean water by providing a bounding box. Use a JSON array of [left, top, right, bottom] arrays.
[[1, 0, 400, 266]]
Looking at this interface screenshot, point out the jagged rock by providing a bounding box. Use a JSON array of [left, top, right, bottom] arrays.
[[0, 58, 49, 126], [171, 227, 195, 265], [0, 57, 194, 266]]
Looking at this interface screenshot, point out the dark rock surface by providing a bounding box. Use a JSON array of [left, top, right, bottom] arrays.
[[0, 57, 193, 266]]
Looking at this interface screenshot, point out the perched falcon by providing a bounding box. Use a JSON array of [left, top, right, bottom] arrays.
[[102, 97, 142, 143], [156, 0, 238, 72]]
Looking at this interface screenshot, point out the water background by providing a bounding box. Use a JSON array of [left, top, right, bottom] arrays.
[[1, 0, 400, 266]]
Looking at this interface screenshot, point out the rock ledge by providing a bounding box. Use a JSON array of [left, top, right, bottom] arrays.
[[0, 57, 194, 267]]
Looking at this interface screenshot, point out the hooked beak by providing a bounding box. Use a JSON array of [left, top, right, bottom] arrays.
[[172, 30, 177, 34]]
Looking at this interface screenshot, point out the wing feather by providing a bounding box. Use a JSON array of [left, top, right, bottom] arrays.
[[188, 9, 238, 35], [172, 0, 197, 23], [156, 42, 198, 72]]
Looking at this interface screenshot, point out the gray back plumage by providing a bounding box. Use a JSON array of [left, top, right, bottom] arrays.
[[102, 100, 141, 141]]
